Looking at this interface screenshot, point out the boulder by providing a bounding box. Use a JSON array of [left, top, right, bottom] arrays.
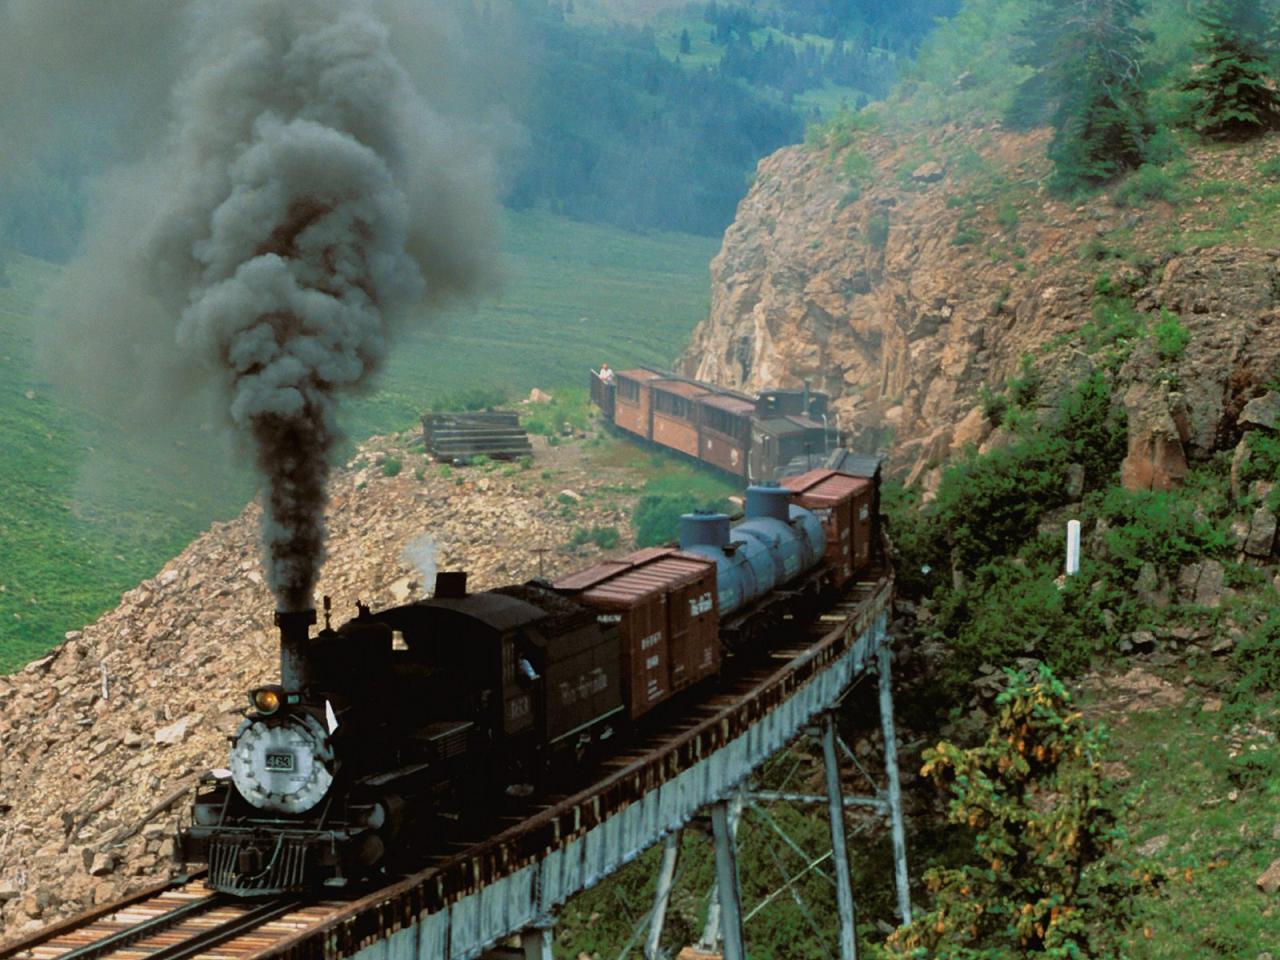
[[1177, 560, 1227, 608], [1245, 507, 1277, 557], [1119, 382, 1190, 492], [153, 716, 191, 746], [1257, 857, 1280, 895], [911, 160, 945, 183], [1134, 562, 1170, 609], [1239, 392, 1280, 432]]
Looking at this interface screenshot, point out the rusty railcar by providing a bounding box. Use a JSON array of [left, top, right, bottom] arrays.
[[590, 367, 838, 480]]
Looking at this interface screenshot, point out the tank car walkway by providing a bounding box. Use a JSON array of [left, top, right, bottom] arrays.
[[3, 574, 901, 960]]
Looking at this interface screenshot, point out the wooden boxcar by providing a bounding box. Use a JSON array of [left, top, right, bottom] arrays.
[[780, 469, 875, 589], [650, 379, 709, 459], [552, 548, 719, 718], [697, 393, 754, 477]]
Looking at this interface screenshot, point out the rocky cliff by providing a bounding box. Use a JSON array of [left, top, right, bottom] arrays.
[[679, 123, 1280, 489]]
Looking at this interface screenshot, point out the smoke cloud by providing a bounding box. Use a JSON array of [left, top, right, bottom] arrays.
[[38, 0, 500, 611], [401, 534, 439, 597]]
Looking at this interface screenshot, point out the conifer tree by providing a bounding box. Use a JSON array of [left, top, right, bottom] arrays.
[[1183, 0, 1280, 140], [1008, 0, 1151, 193]]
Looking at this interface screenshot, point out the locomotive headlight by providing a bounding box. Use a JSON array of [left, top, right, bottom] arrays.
[[230, 713, 335, 814], [249, 686, 282, 715]]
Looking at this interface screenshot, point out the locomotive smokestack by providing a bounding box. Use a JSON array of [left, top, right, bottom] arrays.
[[276, 609, 317, 692]]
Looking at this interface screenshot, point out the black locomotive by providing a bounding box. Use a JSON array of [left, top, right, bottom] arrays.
[[178, 467, 882, 895]]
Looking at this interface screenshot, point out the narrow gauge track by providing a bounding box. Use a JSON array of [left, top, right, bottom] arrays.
[[3, 879, 341, 960], [3, 575, 890, 960]]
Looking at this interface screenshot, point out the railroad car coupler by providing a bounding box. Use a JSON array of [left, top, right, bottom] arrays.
[[276, 608, 317, 692]]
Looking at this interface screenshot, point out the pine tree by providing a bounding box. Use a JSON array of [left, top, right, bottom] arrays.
[[1007, 0, 1151, 193], [1183, 0, 1280, 140]]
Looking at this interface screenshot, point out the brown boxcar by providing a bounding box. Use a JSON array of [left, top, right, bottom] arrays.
[[780, 469, 874, 588], [650, 380, 708, 459], [697, 393, 754, 478], [614, 369, 662, 440], [552, 548, 719, 719]]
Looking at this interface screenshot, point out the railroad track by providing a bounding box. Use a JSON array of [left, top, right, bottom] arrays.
[[3, 577, 890, 960], [2, 879, 342, 960]]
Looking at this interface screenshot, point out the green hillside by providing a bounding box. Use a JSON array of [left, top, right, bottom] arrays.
[[0, 210, 717, 672]]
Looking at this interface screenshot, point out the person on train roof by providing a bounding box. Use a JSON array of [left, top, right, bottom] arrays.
[[598, 362, 615, 384]]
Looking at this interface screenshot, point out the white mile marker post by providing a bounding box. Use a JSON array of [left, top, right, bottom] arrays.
[[1065, 519, 1081, 576]]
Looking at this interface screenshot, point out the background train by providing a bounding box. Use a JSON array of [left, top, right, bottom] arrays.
[[178, 465, 883, 895], [590, 367, 842, 480]]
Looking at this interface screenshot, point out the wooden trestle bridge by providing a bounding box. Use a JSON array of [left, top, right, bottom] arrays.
[[3, 575, 907, 960]]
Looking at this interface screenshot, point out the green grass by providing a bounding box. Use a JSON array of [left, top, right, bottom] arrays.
[[1106, 686, 1280, 957], [0, 210, 717, 672]]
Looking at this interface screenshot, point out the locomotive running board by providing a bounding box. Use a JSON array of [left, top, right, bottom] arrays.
[[256, 576, 893, 960]]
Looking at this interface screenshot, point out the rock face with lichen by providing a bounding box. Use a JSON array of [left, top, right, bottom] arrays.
[[678, 124, 1280, 491]]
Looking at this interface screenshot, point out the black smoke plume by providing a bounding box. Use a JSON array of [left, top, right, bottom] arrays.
[[35, 0, 499, 611]]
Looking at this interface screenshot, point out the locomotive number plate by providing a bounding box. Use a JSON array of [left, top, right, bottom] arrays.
[[265, 751, 295, 772]]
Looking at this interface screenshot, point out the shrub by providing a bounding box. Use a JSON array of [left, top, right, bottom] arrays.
[[1096, 486, 1230, 577], [883, 666, 1154, 958], [590, 526, 620, 549], [1113, 163, 1181, 206], [633, 494, 731, 548], [429, 387, 508, 412], [380, 457, 402, 477], [1152, 309, 1191, 363], [1260, 155, 1280, 180]]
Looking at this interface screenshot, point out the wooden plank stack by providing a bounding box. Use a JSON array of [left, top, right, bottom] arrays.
[[421, 411, 533, 462]]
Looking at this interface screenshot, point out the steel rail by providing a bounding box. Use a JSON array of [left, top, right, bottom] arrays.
[[43, 893, 226, 960], [138, 898, 302, 960]]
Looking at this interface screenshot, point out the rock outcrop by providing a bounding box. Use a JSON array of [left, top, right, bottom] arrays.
[[0, 433, 636, 943], [679, 124, 1280, 486]]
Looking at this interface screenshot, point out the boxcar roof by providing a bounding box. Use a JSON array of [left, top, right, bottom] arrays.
[[618, 369, 665, 382], [652, 379, 710, 399], [552, 547, 712, 594], [700, 394, 755, 415], [780, 469, 871, 502]]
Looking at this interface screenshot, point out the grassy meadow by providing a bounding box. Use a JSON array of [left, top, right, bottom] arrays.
[[0, 210, 718, 672]]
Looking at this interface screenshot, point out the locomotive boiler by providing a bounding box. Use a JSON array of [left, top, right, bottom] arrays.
[[178, 470, 881, 895]]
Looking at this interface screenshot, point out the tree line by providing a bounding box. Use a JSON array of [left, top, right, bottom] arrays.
[[1009, 0, 1280, 193]]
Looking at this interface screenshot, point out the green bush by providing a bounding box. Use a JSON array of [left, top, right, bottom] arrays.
[[1260, 155, 1280, 179], [633, 494, 731, 548], [429, 387, 508, 412], [380, 457, 402, 477], [1113, 163, 1181, 206], [590, 526, 620, 549], [522, 388, 593, 438], [1239, 431, 1280, 503], [1152, 309, 1191, 363], [1096, 486, 1229, 577]]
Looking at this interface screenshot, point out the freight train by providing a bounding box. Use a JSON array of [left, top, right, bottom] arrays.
[[177, 467, 882, 895], [590, 367, 841, 480]]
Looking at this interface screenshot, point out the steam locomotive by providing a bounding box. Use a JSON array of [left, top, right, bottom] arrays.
[[177, 467, 882, 895]]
